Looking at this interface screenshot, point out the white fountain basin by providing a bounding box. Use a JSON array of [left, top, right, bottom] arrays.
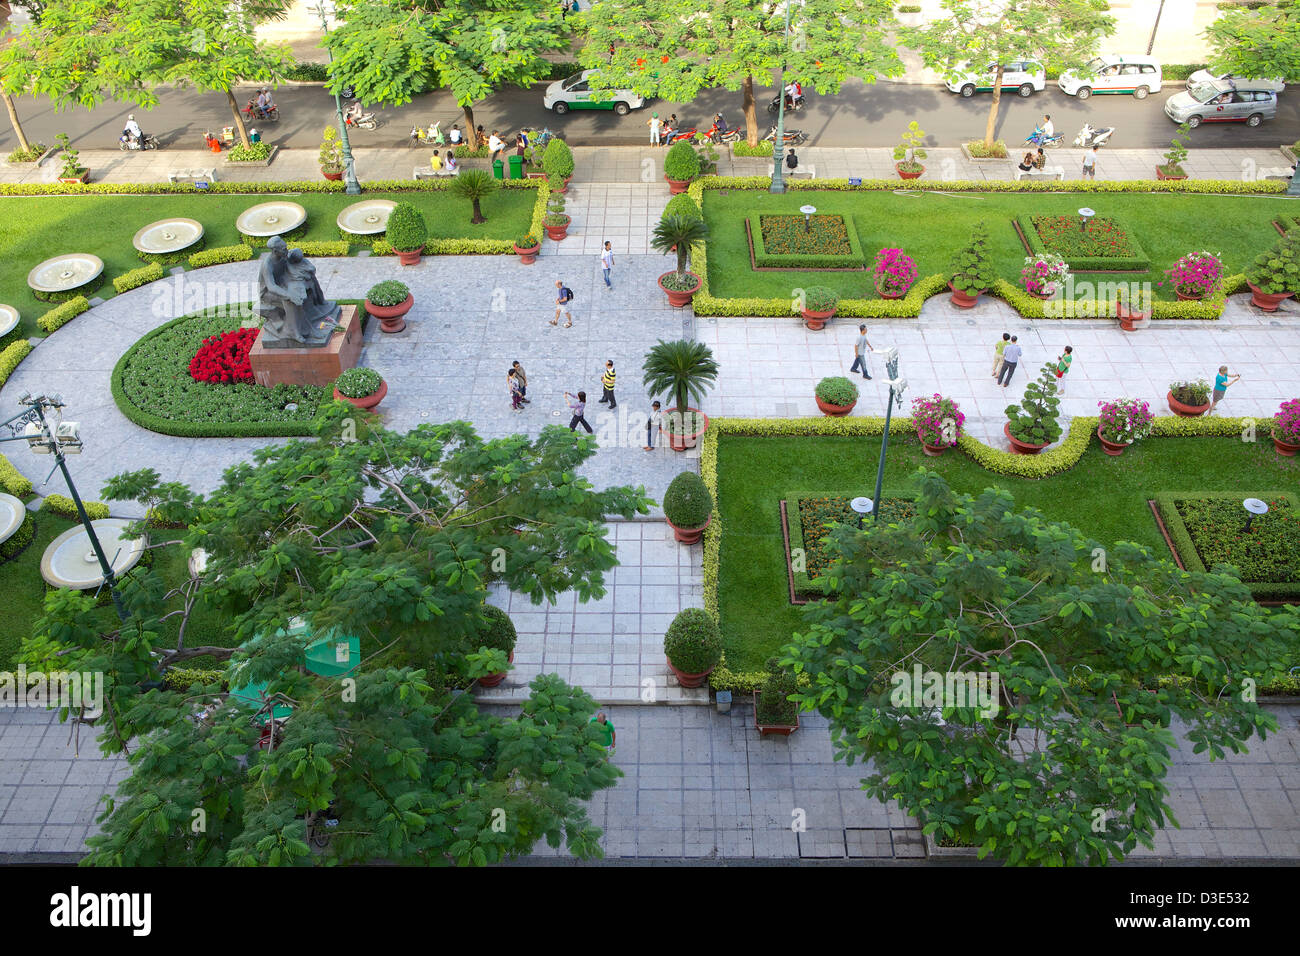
[[27, 254, 105, 294], [236, 201, 307, 238], [133, 217, 205, 255], [337, 200, 397, 236], [41, 518, 146, 589]]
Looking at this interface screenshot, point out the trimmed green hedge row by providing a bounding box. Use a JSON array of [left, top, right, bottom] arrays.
[[692, 174, 1288, 196], [0, 453, 33, 497], [1015, 212, 1151, 272], [0, 178, 546, 197], [113, 262, 165, 294], [992, 276, 1246, 321], [40, 493, 110, 520], [36, 297, 90, 333], [0, 511, 35, 561], [0, 339, 33, 387], [188, 245, 254, 268]]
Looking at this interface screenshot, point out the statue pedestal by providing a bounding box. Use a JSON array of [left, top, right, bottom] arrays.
[[249, 305, 362, 387]]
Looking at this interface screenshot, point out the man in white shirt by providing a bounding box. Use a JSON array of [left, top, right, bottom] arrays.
[[123, 114, 142, 146], [488, 130, 505, 162], [449, 124, 464, 145], [1040, 114, 1053, 139], [601, 241, 614, 288], [644, 401, 662, 451], [648, 112, 662, 145], [850, 324, 873, 380]]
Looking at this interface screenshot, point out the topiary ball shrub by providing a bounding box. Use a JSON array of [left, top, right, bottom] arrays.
[[803, 286, 839, 313], [815, 376, 860, 407], [663, 471, 713, 528], [541, 137, 574, 182], [334, 366, 383, 398], [476, 604, 518, 653], [385, 202, 428, 253], [663, 607, 722, 675], [663, 193, 703, 223], [1245, 227, 1300, 294], [365, 280, 410, 307], [664, 141, 702, 181]]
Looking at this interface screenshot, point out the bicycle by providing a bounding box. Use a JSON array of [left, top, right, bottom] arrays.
[[304, 804, 339, 849]]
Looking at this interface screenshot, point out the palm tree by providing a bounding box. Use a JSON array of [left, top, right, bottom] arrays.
[[651, 214, 709, 288], [450, 168, 500, 224], [642, 339, 719, 416]]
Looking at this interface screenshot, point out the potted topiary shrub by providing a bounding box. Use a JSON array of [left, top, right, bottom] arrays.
[[543, 190, 570, 240], [1162, 250, 1224, 301], [1167, 379, 1211, 416], [663, 607, 722, 687], [1156, 122, 1190, 180], [643, 339, 720, 451], [1116, 285, 1151, 332], [814, 376, 859, 416], [800, 286, 839, 330], [1020, 252, 1069, 299], [949, 221, 995, 307], [892, 120, 927, 180], [663, 471, 713, 544], [333, 367, 387, 410], [364, 280, 413, 333], [754, 658, 799, 737], [1271, 398, 1300, 456], [1245, 227, 1300, 311], [318, 125, 344, 180], [1096, 397, 1154, 457], [513, 232, 541, 264], [912, 393, 965, 455], [449, 167, 500, 224], [1004, 363, 1062, 454], [471, 604, 517, 688], [651, 213, 709, 306], [873, 247, 917, 299], [386, 202, 427, 266], [541, 137, 574, 192], [55, 132, 88, 184], [664, 140, 701, 194]]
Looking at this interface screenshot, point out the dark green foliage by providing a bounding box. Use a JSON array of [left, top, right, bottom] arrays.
[[663, 608, 722, 674], [334, 367, 383, 398], [663, 141, 701, 181], [814, 376, 858, 406], [476, 604, 518, 653], [756, 658, 798, 725], [1005, 363, 1063, 446], [949, 220, 996, 294], [0, 513, 35, 561], [663, 471, 713, 528], [642, 339, 719, 416], [385, 202, 428, 252], [1245, 227, 1300, 294], [365, 281, 410, 307]]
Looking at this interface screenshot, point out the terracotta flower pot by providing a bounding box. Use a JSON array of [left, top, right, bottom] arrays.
[[395, 245, 423, 266], [666, 513, 711, 544], [815, 395, 856, 416], [665, 407, 709, 451], [666, 176, 692, 194], [1155, 167, 1187, 181], [666, 656, 715, 688], [948, 282, 983, 308], [896, 164, 924, 180], [876, 286, 908, 300], [554, 175, 572, 194], [801, 307, 836, 331], [920, 440, 949, 457], [754, 691, 799, 737], [1004, 422, 1048, 455], [1025, 284, 1055, 300], [1174, 288, 1206, 301], [365, 293, 413, 334], [1097, 427, 1130, 457], [477, 650, 515, 688], [513, 242, 540, 264], [658, 272, 702, 308], [1116, 301, 1151, 332], [1273, 434, 1300, 457], [333, 378, 388, 410], [1247, 283, 1294, 312], [1167, 391, 1210, 417], [544, 217, 570, 241], [322, 167, 343, 181]]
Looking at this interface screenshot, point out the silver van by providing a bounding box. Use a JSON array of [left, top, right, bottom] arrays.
[[1164, 79, 1279, 128]]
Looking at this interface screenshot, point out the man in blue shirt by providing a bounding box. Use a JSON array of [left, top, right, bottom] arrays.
[[997, 336, 1022, 387], [1208, 365, 1240, 415]]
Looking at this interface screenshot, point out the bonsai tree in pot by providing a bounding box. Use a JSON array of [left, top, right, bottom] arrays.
[[1156, 122, 1190, 180], [318, 125, 344, 180], [892, 120, 927, 180], [1096, 397, 1154, 457], [651, 213, 709, 306], [55, 132, 88, 183], [663, 470, 713, 544], [755, 657, 799, 737], [333, 366, 387, 410], [642, 339, 719, 451], [1244, 227, 1300, 311], [800, 286, 839, 330], [1167, 379, 1211, 416], [949, 221, 996, 307], [873, 247, 917, 298], [449, 168, 499, 224], [542, 137, 574, 192], [513, 232, 541, 264], [385, 202, 427, 266], [1161, 250, 1224, 301], [663, 607, 722, 687], [543, 190, 570, 240], [663, 140, 701, 194], [1272, 398, 1300, 456], [364, 280, 413, 333], [814, 376, 859, 416], [911, 393, 964, 455], [1003, 363, 1062, 454], [467, 604, 517, 688]]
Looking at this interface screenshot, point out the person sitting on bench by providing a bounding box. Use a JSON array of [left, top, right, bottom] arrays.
[[430, 149, 444, 171]]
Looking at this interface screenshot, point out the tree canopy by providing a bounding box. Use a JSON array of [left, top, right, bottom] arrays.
[[1203, 1, 1300, 82], [783, 470, 1295, 866]]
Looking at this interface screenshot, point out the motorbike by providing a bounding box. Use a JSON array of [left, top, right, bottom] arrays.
[[1074, 122, 1115, 148], [767, 92, 805, 114], [242, 100, 280, 123], [662, 126, 698, 145], [1024, 127, 1064, 148], [762, 125, 806, 146], [705, 122, 741, 145], [344, 102, 379, 130], [118, 131, 160, 151]]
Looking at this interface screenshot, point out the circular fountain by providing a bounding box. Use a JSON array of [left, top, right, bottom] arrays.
[[337, 199, 396, 236], [27, 254, 105, 297], [133, 217, 205, 256], [0, 494, 27, 549], [41, 518, 147, 589], [0, 305, 19, 339], [236, 201, 307, 239]]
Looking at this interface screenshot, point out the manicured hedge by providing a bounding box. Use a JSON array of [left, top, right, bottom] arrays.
[[36, 297, 90, 333], [113, 262, 165, 294], [240, 224, 308, 248], [0, 511, 35, 561], [1015, 213, 1151, 272], [692, 174, 1288, 196], [163, 667, 227, 691], [992, 276, 1245, 321], [0, 453, 33, 497], [0, 178, 545, 197], [287, 240, 352, 257], [749, 214, 866, 269], [188, 245, 254, 268], [40, 493, 110, 520], [0, 339, 33, 386], [32, 274, 102, 304]]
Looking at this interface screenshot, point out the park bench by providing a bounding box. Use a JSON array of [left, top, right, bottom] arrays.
[[414, 165, 459, 180], [1014, 166, 1065, 181], [166, 168, 217, 185]]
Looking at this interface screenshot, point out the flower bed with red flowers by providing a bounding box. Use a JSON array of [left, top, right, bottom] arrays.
[[1155, 492, 1300, 598], [189, 327, 257, 384], [1017, 214, 1149, 272], [760, 215, 852, 256]]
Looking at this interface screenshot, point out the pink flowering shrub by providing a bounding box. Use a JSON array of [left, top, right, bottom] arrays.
[[873, 247, 918, 296], [1097, 397, 1154, 444], [911, 393, 964, 447], [1020, 253, 1069, 295], [1274, 398, 1300, 444], [1160, 250, 1223, 298]]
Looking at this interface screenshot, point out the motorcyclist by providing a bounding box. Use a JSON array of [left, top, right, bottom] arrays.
[[123, 114, 143, 147], [714, 112, 728, 134], [344, 101, 363, 125]]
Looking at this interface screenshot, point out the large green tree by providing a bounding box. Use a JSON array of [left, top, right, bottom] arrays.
[[576, 0, 903, 147], [783, 471, 1296, 866], [322, 0, 569, 148], [27, 409, 651, 865], [900, 0, 1115, 150], [1203, 1, 1300, 82]]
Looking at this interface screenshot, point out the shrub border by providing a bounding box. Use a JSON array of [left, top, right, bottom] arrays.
[[747, 214, 866, 270]]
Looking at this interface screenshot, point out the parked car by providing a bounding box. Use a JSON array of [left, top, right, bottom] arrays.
[[1165, 79, 1279, 128], [1185, 68, 1284, 93], [543, 69, 645, 115], [1058, 55, 1162, 99], [946, 60, 1046, 98]]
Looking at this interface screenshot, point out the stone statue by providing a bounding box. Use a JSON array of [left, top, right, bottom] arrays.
[[255, 236, 341, 348]]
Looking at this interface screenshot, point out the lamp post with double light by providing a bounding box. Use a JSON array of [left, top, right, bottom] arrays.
[[311, 1, 361, 195], [871, 346, 906, 525], [769, 0, 796, 194]]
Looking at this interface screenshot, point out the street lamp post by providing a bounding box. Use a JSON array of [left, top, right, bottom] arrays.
[[0, 394, 128, 622], [312, 1, 361, 196], [870, 347, 906, 525], [769, 0, 795, 194]]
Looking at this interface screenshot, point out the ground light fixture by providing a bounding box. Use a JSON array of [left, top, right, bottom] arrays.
[[1243, 497, 1268, 532], [800, 204, 817, 232], [1079, 207, 1095, 232], [850, 496, 874, 529]]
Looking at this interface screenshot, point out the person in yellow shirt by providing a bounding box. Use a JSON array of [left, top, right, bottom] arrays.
[[599, 360, 617, 410], [430, 149, 444, 171]]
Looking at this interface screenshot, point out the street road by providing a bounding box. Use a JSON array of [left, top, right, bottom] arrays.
[[3, 77, 1298, 153]]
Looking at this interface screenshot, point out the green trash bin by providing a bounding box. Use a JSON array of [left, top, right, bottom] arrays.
[[492, 158, 504, 180], [508, 155, 524, 180]]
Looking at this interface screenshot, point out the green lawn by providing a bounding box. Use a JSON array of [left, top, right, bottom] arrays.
[[702, 189, 1300, 301], [0, 189, 537, 336], [716, 432, 1300, 672]]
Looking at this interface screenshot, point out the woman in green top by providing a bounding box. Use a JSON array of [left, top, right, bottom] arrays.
[[1054, 346, 1073, 395], [1208, 365, 1240, 415]]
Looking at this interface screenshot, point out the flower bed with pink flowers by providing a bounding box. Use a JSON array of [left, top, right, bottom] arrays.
[[1159, 250, 1224, 299], [1274, 398, 1300, 444], [873, 247, 918, 297], [911, 393, 965, 447]]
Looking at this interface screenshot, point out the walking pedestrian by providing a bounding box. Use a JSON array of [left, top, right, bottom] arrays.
[[560, 0, 569, 18], [566, 390, 593, 433], [785, 148, 798, 172], [508, 368, 524, 410], [601, 240, 614, 287], [849, 324, 873, 380], [1054, 345, 1073, 395], [512, 360, 530, 403], [1207, 365, 1241, 415], [589, 710, 616, 758], [599, 360, 617, 409], [998, 336, 1021, 387], [644, 400, 662, 450], [992, 331, 1010, 378], [1081, 145, 1098, 181], [648, 111, 662, 146], [550, 280, 574, 328]]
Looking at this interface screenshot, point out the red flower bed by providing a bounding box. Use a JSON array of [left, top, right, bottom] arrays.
[[189, 328, 257, 384], [1031, 215, 1136, 258]]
